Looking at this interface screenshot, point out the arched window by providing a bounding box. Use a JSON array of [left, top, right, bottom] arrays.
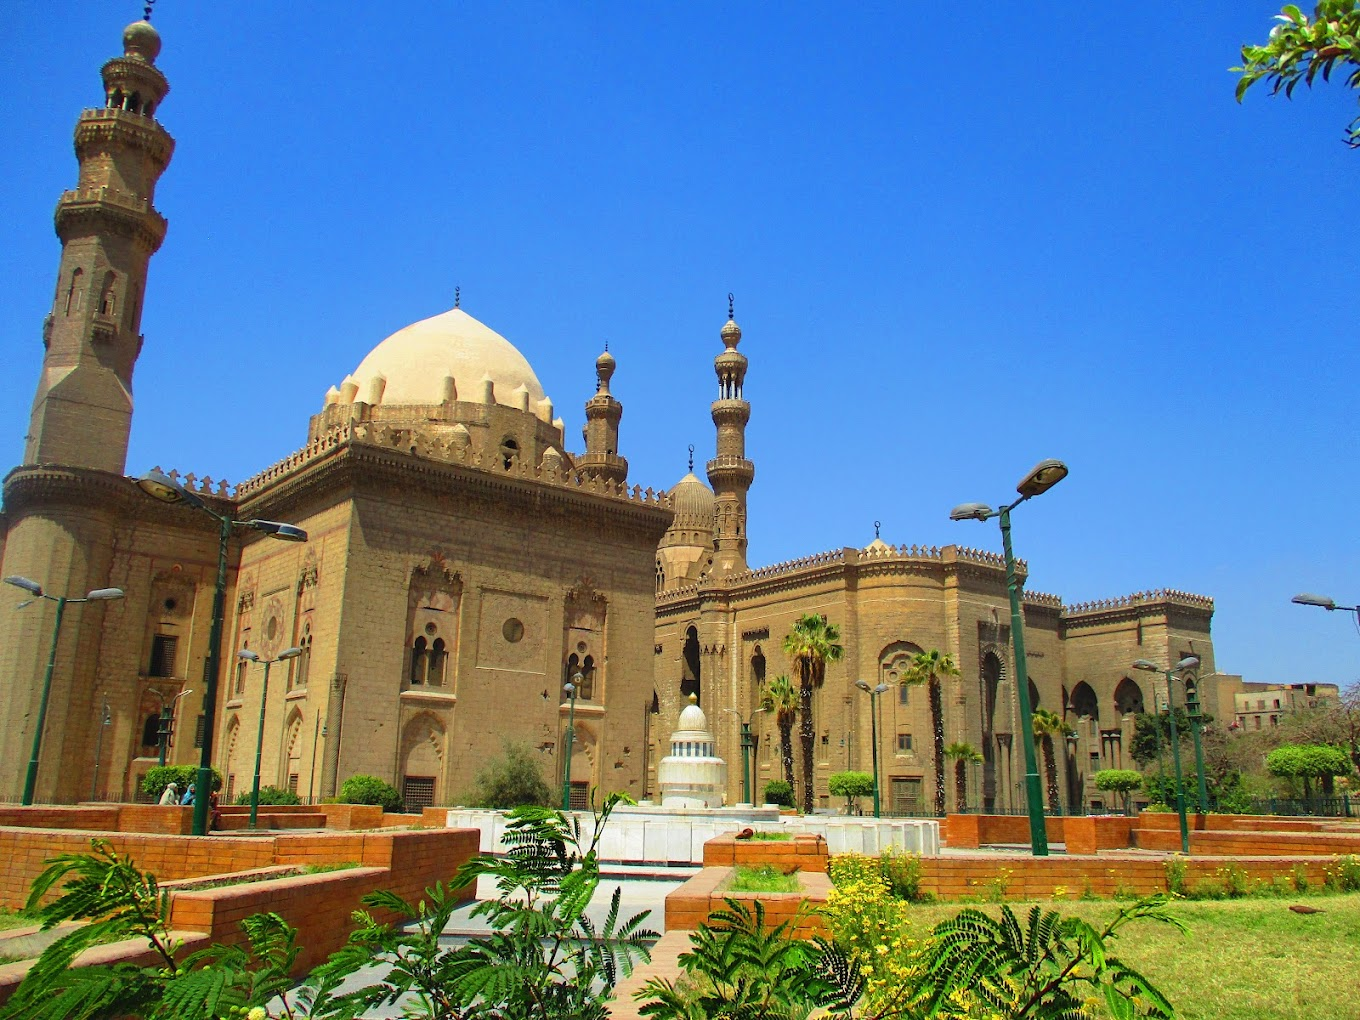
[[427, 638, 447, 686], [409, 636, 428, 686], [579, 655, 595, 700], [64, 267, 83, 315], [108, 89, 124, 109], [141, 714, 161, 750], [751, 646, 766, 687], [99, 272, 117, 316], [292, 625, 312, 690], [1028, 679, 1041, 710], [500, 437, 519, 469], [1070, 682, 1099, 720], [681, 626, 701, 704], [1114, 677, 1145, 717], [234, 645, 249, 696]]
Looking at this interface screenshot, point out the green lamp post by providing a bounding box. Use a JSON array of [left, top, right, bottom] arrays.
[[951, 458, 1069, 857], [4, 576, 125, 805], [136, 469, 307, 836], [237, 647, 302, 828], [561, 675, 580, 812], [723, 707, 764, 805], [855, 680, 889, 817], [1134, 656, 1200, 854]]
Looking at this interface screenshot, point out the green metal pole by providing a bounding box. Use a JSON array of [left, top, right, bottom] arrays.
[[192, 513, 232, 836], [249, 659, 272, 829], [22, 596, 67, 805], [1164, 676, 1190, 854], [740, 722, 752, 805], [869, 689, 882, 818], [999, 505, 1048, 856], [157, 705, 172, 767], [561, 689, 577, 812], [1185, 683, 1209, 814], [1152, 691, 1165, 776]]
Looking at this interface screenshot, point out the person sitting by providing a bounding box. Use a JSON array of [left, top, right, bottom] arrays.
[[180, 785, 195, 806], [157, 781, 179, 806]]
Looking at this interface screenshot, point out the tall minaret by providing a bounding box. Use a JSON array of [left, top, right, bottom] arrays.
[[579, 346, 628, 485], [24, 17, 174, 474], [706, 296, 754, 576]]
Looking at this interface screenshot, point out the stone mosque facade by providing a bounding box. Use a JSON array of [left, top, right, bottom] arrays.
[[0, 18, 1217, 815]]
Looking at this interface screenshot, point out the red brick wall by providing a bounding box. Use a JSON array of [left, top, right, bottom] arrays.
[[703, 835, 829, 873], [944, 814, 1065, 849], [1063, 816, 1135, 854], [0, 807, 120, 830], [665, 866, 831, 937], [1134, 828, 1360, 856]]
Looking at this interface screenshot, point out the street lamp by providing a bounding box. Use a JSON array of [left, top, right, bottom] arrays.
[[855, 680, 889, 817], [5, 575, 124, 804], [950, 458, 1068, 856], [1134, 655, 1200, 854], [1292, 593, 1360, 635], [561, 675, 580, 812], [153, 686, 195, 767], [91, 701, 111, 801], [723, 707, 765, 806], [237, 647, 302, 829], [136, 469, 307, 835]]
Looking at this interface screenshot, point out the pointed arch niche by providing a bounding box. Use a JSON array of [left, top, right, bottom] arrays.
[[563, 577, 607, 701], [400, 712, 447, 809], [405, 558, 463, 689], [681, 625, 702, 705]]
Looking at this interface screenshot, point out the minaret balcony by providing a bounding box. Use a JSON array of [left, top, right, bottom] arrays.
[[75, 108, 175, 165], [709, 399, 750, 424], [56, 188, 168, 249], [705, 456, 754, 488]]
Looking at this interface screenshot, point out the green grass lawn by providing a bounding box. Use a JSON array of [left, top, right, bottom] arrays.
[[728, 865, 800, 894], [0, 910, 31, 933], [901, 894, 1360, 1020]]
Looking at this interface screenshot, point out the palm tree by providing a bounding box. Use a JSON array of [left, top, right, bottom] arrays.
[[904, 649, 960, 817], [782, 614, 844, 813], [944, 741, 983, 812], [759, 674, 799, 790], [1031, 708, 1069, 813]]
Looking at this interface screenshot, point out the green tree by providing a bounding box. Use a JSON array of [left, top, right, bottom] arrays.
[[1234, 2, 1360, 147], [944, 741, 983, 813], [473, 740, 556, 808], [828, 770, 875, 815], [138, 764, 222, 799], [782, 613, 844, 813], [762, 779, 794, 807], [1031, 709, 1070, 813], [1129, 707, 1199, 768], [903, 649, 960, 817], [1266, 743, 1355, 799], [759, 673, 800, 791], [1094, 768, 1144, 814]]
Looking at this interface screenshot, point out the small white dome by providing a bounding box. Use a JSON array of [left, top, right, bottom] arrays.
[[348, 307, 546, 409], [677, 693, 707, 732]]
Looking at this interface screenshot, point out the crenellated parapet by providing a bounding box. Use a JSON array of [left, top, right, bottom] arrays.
[[1064, 589, 1214, 615], [233, 421, 671, 511], [1023, 590, 1064, 609], [144, 467, 234, 499]]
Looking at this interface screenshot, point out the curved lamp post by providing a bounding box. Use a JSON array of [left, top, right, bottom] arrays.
[[1292, 593, 1360, 635], [723, 707, 765, 806], [237, 647, 302, 828], [4, 575, 124, 804], [561, 675, 581, 811], [950, 458, 1068, 856], [1133, 655, 1200, 854], [152, 686, 195, 767], [855, 680, 890, 817], [137, 469, 306, 835]]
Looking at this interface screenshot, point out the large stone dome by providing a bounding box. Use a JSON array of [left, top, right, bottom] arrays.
[[348, 307, 546, 409], [669, 471, 715, 529]]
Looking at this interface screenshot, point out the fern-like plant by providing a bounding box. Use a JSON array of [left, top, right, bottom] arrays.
[[918, 895, 1187, 1019]]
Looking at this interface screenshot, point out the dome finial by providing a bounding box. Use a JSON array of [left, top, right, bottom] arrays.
[[688, 692, 698, 705], [143, 0, 155, 20], [123, 6, 162, 62], [874, 519, 881, 539], [687, 443, 694, 472], [454, 285, 460, 309], [727, 292, 735, 321]]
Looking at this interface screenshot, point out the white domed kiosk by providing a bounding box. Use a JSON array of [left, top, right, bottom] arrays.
[[657, 694, 728, 809]]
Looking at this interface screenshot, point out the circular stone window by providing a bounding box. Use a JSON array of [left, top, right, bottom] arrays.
[[502, 618, 525, 643], [424, 621, 438, 636], [266, 616, 279, 641]]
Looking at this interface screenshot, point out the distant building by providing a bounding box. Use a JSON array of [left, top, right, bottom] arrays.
[[1223, 681, 1339, 732]]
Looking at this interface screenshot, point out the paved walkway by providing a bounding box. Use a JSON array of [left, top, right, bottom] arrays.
[[609, 930, 691, 1020]]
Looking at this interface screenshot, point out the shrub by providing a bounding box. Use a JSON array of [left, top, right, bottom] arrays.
[[338, 774, 403, 811], [1324, 854, 1360, 892], [762, 779, 794, 807], [472, 741, 555, 809], [138, 764, 222, 799], [1093, 768, 1143, 813], [828, 850, 927, 902], [1164, 855, 1188, 896], [233, 785, 300, 807]]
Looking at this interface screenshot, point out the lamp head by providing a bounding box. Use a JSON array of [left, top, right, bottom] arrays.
[[1016, 459, 1068, 498], [873, 683, 890, 694], [85, 587, 124, 601], [277, 646, 303, 660], [237, 649, 260, 662], [5, 576, 43, 596], [855, 680, 871, 691], [1292, 593, 1336, 610], [1172, 655, 1200, 673], [136, 469, 204, 509], [1131, 659, 1159, 673], [563, 682, 576, 696], [245, 520, 308, 543], [949, 502, 993, 522]]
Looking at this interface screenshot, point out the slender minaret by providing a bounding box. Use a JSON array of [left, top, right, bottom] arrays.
[[706, 296, 754, 575], [579, 345, 628, 485], [25, 17, 174, 474]]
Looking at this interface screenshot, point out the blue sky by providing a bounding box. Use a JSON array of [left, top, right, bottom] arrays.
[[2, 3, 1357, 685]]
